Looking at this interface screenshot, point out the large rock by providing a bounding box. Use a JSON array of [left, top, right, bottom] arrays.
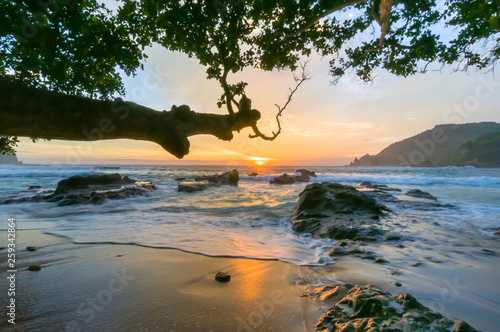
[[194, 169, 239, 185], [270, 174, 296, 184], [2, 174, 155, 206], [315, 284, 477, 332], [270, 172, 312, 184], [179, 170, 239, 192], [296, 169, 317, 178], [290, 183, 388, 240], [55, 173, 129, 194], [178, 182, 209, 193]]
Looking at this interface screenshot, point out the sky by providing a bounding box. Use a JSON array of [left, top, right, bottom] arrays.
[[15, 12, 500, 166]]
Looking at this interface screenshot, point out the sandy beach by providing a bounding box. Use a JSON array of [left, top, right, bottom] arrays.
[[2, 226, 499, 331]]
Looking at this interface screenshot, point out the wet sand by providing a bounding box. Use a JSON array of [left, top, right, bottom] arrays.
[[1, 228, 500, 331]]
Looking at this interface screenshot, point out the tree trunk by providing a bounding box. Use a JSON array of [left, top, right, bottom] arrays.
[[0, 79, 261, 158]]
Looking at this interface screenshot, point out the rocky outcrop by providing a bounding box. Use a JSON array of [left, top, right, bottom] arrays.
[[360, 182, 401, 192], [296, 169, 317, 178], [270, 169, 316, 185], [194, 169, 239, 185], [2, 174, 155, 206], [0, 154, 22, 165], [179, 170, 239, 192], [270, 174, 296, 184], [54, 173, 136, 194], [178, 182, 209, 193], [405, 189, 438, 201], [313, 284, 477, 332], [290, 183, 388, 240], [349, 122, 500, 167]]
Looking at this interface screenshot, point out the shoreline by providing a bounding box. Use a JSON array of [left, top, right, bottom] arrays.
[[1, 229, 499, 331]]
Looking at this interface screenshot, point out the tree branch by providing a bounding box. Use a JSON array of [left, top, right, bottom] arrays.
[[284, 0, 368, 41], [249, 62, 311, 141], [0, 78, 261, 159]]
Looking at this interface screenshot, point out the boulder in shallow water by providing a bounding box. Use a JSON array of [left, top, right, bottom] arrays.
[[296, 169, 317, 178], [54, 173, 134, 194], [28, 185, 42, 190], [290, 182, 388, 240], [195, 169, 239, 185], [178, 182, 209, 193], [249, 172, 259, 176], [405, 189, 438, 201], [270, 174, 296, 184]]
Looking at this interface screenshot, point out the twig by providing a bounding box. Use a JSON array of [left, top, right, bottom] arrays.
[[249, 61, 311, 140]]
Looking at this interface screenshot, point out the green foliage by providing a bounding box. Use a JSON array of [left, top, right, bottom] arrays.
[[0, 136, 19, 155], [1, 0, 499, 154]]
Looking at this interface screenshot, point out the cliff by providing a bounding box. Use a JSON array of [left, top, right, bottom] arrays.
[[350, 122, 500, 167]]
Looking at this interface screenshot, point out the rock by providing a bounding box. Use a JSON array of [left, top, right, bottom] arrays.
[[328, 246, 349, 256], [174, 177, 186, 181], [360, 182, 401, 192], [384, 233, 401, 241], [390, 269, 398, 275], [453, 320, 478, 332], [54, 173, 136, 195], [405, 189, 438, 201], [480, 249, 497, 255], [270, 174, 295, 184], [409, 261, 422, 267], [215, 272, 231, 282], [293, 173, 310, 182], [178, 182, 209, 193], [315, 285, 462, 332], [296, 169, 317, 178], [26, 246, 38, 252], [374, 257, 388, 264], [249, 172, 259, 176], [122, 176, 135, 184], [394, 281, 402, 287], [180, 170, 239, 193], [28, 265, 42, 271], [195, 170, 239, 185], [28, 185, 42, 190], [290, 182, 388, 240]]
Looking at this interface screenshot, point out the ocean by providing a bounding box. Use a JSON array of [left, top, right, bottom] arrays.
[[1, 165, 499, 265]]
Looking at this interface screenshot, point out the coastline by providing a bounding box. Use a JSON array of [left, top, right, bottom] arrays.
[[2, 228, 499, 331]]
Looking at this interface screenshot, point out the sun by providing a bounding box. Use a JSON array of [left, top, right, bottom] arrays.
[[256, 160, 264, 166]]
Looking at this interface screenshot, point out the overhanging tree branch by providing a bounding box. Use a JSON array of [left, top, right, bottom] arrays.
[[0, 79, 260, 159]]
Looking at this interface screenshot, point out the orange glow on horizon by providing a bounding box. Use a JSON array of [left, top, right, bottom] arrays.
[[256, 160, 264, 166]]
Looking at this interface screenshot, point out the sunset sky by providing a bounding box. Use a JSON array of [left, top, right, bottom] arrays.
[[16, 44, 500, 166]]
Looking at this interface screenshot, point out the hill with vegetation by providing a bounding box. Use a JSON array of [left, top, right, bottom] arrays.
[[350, 122, 500, 167]]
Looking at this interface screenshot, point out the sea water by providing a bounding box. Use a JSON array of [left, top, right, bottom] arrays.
[[0, 165, 499, 265]]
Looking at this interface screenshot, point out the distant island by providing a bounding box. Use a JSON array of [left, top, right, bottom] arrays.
[[350, 122, 500, 167], [0, 154, 22, 165]]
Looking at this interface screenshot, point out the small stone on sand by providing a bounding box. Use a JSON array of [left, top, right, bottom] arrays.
[[215, 272, 231, 282], [28, 265, 42, 271], [27, 246, 38, 252], [409, 261, 422, 267], [394, 281, 402, 287]]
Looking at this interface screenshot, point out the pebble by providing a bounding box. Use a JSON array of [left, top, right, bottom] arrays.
[[390, 269, 398, 275], [27, 246, 38, 252], [394, 281, 402, 287], [409, 261, 422, 267], [28, 265, 42, 271], [215, 272, 231, 282]]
